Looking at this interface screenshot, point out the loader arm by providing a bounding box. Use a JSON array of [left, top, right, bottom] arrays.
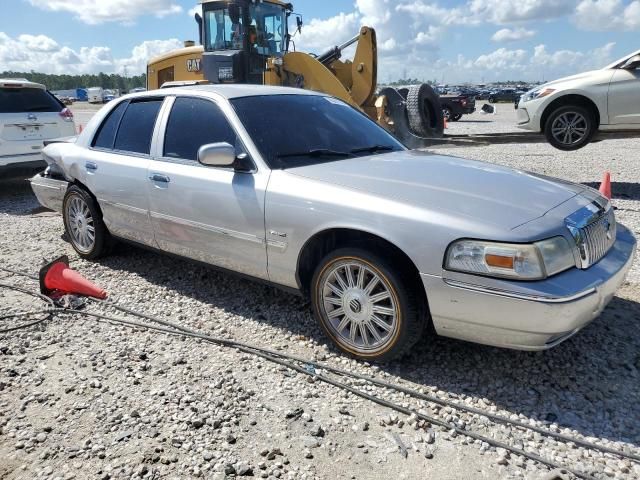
[[265, 27, 377, 110]]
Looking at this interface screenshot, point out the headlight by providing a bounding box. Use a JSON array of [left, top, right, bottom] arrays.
[[520, 88, 555, 103], [445, 237, 575, 280]]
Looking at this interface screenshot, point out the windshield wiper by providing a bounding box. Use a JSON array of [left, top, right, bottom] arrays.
[[277, 149, 352, 159], [350, 145, 396, 155]]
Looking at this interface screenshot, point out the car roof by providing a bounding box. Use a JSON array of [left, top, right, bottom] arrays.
[[127, 84, 326, 101], [0, 78, 46, 89]]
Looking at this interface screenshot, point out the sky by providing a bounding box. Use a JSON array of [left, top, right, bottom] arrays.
[[0, 0, 638, 84]]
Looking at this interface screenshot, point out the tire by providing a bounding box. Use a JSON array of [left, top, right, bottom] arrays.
[[397, 88, 409, 100], [488, 97, 495, 103], [451, 113, 462, 122], [405, 84, 444, 138], [62, 185, 111, 259], [544, 105, 596, 151], [311, 248, 426, 362]]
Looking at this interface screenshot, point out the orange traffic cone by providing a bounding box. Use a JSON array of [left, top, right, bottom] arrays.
[[39, 256, 107, 299], [444, 116, 448, 129], [599, 171, 612, 200]]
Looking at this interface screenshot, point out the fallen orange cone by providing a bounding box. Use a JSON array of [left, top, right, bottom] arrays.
[[39, 255, 107, 299], [599, 171, 612, 200]]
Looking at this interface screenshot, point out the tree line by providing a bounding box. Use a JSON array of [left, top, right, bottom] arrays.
[[0, 71, 146, 91]]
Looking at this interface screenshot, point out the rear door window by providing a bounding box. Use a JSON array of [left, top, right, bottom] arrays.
[[0, 87, 63, 113], [92, 101, 128, 149], [114, 99, 163, 155], [163, 97, 239, 161]]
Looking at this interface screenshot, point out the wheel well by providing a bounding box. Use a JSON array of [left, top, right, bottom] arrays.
[[296, 229, 425, 301], [540, 94, 600, 132], [68, 179, 105, 218]]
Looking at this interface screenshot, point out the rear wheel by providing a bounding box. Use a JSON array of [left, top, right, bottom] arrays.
[[311, 248, 425, 362], [544, 105, 595, 151], [63, 185, 111, 259], [406, 84, 444, 138]]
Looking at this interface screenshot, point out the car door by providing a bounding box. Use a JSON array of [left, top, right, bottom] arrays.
[[608, 67, 640, 125], [146, 95, 269, 280], [85, 98, 163, 245]]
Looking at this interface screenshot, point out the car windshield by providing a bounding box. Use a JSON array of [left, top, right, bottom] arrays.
[[0, 87, 63, 113], [230, 95, 405, 169]]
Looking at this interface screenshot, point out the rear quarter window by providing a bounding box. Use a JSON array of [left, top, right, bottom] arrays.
[[0, 87, 63, 113], [113, 99, 163, 155], [92, 101, 128, 149]]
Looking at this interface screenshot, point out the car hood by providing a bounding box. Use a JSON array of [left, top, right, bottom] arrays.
[[536, 69, 614, 90], [285, 150, 585, 230]]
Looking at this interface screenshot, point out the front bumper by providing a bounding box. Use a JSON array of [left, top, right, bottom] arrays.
[[421, 224, 636, 350]]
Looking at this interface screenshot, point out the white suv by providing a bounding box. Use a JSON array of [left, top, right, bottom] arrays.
[[1, 79, 76, 177], [517, 49, 640, 150]]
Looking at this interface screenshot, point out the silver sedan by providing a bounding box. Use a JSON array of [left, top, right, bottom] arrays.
[[31, 85, 636, 361]]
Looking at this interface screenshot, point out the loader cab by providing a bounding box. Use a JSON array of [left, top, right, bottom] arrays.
[[199, 0, 291, 85]]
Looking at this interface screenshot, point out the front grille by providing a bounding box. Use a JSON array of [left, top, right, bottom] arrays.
[[566, 204, 616, 268]]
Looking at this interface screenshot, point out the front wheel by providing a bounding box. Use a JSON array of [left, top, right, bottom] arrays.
[[544, 105, 595, 151], [311, 248, 425, 362], [63, 185, 111, 259]]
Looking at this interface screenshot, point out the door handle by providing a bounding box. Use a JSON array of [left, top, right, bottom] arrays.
[[149, 173, 170, 183], [85, 161, 98, 171]]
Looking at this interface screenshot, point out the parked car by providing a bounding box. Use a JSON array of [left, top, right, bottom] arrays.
[[517, 49, 640, 150], [488, 89, 520, 103], [440, 92, 476, 121], [30, 85, 636, 361], [0, 78, 75, 177]]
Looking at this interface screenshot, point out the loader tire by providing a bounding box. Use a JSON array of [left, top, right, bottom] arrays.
[[406, 84, 444, 138]]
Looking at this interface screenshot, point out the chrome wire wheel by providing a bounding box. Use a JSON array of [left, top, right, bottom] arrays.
[[551, 111, 588, 146], [318, 259, 399, 354], [66, 194, 95, 254]]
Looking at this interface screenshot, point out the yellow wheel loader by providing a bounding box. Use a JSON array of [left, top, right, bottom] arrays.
[[147, 0, 443, 147]]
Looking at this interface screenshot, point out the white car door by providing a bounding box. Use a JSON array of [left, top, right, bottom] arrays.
[[146, 95, 269, 280], [85, 98, 162, 245], [608, 67, 640, 125]]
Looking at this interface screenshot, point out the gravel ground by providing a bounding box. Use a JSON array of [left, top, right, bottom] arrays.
[[1, 105, 639, 480]]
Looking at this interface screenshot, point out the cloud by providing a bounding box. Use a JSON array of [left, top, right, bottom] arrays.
[[0, 31, 181, 75], [491, 27, 536, 42], [468, 0, 577, 24], [115, 39, 184, 74], [434, 42, 617, 82], [17, 34, 59, 52], [295, 12, 360, 52], [26, 0, 182, 25], [573, 0, 640, 30]]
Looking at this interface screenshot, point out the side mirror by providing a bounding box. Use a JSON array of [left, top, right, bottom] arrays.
[[622, 54, 640, 70], [198, 142, 236, 168], [296, 15, 303, 34]]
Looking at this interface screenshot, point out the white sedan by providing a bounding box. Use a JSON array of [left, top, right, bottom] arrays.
[[517, 49, 640, 150]]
